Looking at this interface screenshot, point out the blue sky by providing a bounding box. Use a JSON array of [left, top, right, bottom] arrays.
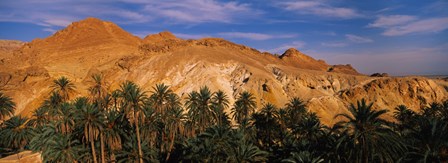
[[1, 0, 447, 75]]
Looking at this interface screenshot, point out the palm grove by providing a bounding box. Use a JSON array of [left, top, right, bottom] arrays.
[[0, 75, 447, 162]]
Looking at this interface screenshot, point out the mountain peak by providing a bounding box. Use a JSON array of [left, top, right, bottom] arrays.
[[29, 17, 141, 48], [278, 48, 329, 71], [143, 31, 179, 43], [77, 17, 104, 24], [280, 48, 305, 59]]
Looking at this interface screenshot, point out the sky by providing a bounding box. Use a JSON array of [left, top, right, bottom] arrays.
[[0, 0, 447, 76]]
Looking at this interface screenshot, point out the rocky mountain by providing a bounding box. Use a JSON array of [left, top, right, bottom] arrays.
[[0, 17, 447, 125]]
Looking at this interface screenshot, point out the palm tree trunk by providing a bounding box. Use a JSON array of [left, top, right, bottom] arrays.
[[110, 151, 116, 163], [134, 111, 143, 163], [91, 139, 98, 163], [100, 133, 106, 163], [165, 132, 175, 161]]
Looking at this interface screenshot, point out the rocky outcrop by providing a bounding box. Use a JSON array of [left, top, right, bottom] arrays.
[[279, 48, 329, 71], [370, 73, 389, 77], [328, 64, 362, 75]]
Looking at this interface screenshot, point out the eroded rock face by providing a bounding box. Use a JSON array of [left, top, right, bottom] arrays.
[[328, 64, 362, 76], [1, 18, 446, 126], [370, 73, 389, 77]]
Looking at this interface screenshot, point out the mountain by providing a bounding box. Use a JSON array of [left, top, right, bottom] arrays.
[[0, 17, 447, 125]]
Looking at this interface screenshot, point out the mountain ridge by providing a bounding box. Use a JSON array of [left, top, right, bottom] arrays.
[[0, 17, 446, 125]]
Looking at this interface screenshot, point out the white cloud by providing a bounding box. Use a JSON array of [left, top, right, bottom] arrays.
[[43, 28, 56, 33], [367, 15, 417, 28], [345, 34, 373, 43], [280, 1, 361, 19], [266, 41, 306, 54], [321, 42, 347, 47], [218, 32, 297, 40], [0, 0, 258, 30], [141, 0, 259, 23], [382, 17, 448, 36], [368, 14, 448, 36], [43, 19, 73, 27]]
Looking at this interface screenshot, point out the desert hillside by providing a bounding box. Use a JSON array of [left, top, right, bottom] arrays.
[[0, 17, 447, 125]]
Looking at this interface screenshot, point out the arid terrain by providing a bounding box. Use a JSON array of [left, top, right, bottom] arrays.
[[1, 17, 447, 125]]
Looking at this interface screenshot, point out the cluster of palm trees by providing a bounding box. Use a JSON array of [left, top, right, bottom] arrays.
[[0, 75, 447, 162]]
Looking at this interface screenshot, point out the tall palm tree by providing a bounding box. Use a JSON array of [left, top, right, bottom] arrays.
[[88, 74, 108, 102], [43, 91, 63, 118], [165, 106, 186, 161], [0, 116, 34, 155], [149, 83, 173, 115], [284, 97, 307, 127], [30, 106, 49, 128], [393, 105, 415, 124], [88, 75, 110, 163], [334, 99, 406, 162], [75, 99, 105, 163], [119, 81, 147, 163], [212, 90, 230, 126], [0, 92, 15, 122], [56, 102, 75, 134], [291, 113, 326, 142], [117, 133, 158, 163], [185, 86, 215, 133], [232, 91, 256, 124], [103, 110, 125, 163], [252, 103, 280, 149], [51, 76, 76, 101]]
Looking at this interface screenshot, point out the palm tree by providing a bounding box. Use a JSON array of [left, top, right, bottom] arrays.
[[185, 86, 215, 133], [404, 116, 448, 162], [291, 113, 326, 142], [119, 81, 147, 163], [75, 98, 105, 163], [211, 90, 230, 126], [149, 83, 173, 115], [56, 102, 75, 134], [88, 74, 108, 102], [30, 122, 58, 152], [183, 125, 233, 162], [232, 91, 256, 124], [0, 92, 15, 122], [51, 76, 76, 101], [43, 91, 63, 118], [0, 116, 34, 159], [334, 99, 406, 162], [393, 105, 416, 131], [117, 132, 158, 163], [88, 75, 110, 163], [30, 106, 49, 128], [230, 139, 268, 162], [103, 110, 125, 162], [284, 97, 307, 127], [282, 151, 324, 163], [42, 134, 81, 163], [252, 103, 280, 149], [165, 106, 186, 161]]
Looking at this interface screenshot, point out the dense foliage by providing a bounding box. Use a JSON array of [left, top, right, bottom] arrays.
[[0, 75, 447, 162]]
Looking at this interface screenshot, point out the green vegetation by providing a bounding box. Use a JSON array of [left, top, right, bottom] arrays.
[[0, 75, 447, 162]]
